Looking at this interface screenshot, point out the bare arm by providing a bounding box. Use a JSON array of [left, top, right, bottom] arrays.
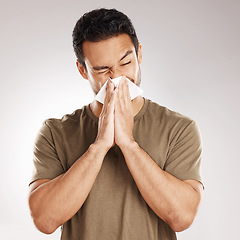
[[29, 81, 116, 234], [29, 141, 109, 234], [114, 78, 203, 232], [120, 141, 203, 232]]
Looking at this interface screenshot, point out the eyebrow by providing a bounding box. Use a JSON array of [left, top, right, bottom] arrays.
[[92, 50, 133, 71], [119, 50, 133, 62]]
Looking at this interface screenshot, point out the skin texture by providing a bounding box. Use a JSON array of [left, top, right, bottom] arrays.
[[28, 33, 203, 234]]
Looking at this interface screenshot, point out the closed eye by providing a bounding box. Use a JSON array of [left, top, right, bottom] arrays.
[[96, 61, 131, 74], [121, 61, 131, 66], [97, 69, 109, 74]]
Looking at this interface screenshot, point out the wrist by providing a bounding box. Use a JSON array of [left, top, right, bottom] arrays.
[[90, 140, 111, 156], [117, 138, 138, 152]]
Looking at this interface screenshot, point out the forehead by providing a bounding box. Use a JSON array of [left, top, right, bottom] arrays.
[[82, 34, 136, 66]]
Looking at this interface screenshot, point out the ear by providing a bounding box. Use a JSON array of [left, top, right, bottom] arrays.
[[76, 60, 88, 80], [137, 43, 143, 65]]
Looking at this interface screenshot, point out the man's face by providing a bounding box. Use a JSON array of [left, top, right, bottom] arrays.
[[77, 34, 142, 95]]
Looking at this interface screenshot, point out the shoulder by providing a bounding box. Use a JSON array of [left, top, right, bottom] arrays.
[[41, 106, 89, 134], [145, 99, 195, 129]]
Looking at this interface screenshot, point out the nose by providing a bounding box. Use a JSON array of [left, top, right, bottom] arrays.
[[108, 67, 122, 80]]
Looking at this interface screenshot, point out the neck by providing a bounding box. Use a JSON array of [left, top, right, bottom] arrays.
[[90, 96, 144, 118]]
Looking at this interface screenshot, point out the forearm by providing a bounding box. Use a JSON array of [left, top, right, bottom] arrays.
[[120, 140, 202, 232], [29, 141, 108, 233]]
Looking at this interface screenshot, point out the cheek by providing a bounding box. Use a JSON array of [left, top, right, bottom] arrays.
[[125, 63, 139, 81], [90, 74, 108, 90]]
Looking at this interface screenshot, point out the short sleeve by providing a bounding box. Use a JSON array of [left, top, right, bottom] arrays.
[[164, 120, 203, 185], [30, 121, 65, 185]]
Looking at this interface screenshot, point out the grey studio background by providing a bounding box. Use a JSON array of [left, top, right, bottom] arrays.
[[0, 0, 239, 239]]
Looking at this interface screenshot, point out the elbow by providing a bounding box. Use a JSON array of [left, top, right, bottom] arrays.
[[167, 212, 195, 232], [28, 195, 58, 234], [32, 216, 58, 234], [170, 219, 193, 233]]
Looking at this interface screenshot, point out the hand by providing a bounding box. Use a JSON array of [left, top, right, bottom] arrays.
[[114, 77, 135, 148], [95, 80, 116, 151]]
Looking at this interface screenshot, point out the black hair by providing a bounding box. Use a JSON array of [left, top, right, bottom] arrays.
[[72, 8, 139, 69]]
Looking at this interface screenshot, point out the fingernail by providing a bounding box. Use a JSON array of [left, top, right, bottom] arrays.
[[107, 79, 111, 87]]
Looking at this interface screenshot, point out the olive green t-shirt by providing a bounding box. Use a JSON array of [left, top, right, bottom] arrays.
[[31, 98, 203, 240]]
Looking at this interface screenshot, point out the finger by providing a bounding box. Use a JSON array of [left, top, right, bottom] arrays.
[[117, 77, 124, 103], [105, 80, 114, 104], [106, 89, 116, 115], [100, 80, 113, 116], [123, 78, 131, 103], [114, 90, 121, 118], [102, 80, 114, 114], [115, 86, 120, 109], [118, 77, 130, 107]]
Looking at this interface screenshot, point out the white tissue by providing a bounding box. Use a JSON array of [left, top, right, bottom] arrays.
[[95, 76, 143, 104]]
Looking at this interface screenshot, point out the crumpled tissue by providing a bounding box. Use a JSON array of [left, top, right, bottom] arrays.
[[95, 76, 143, 104]]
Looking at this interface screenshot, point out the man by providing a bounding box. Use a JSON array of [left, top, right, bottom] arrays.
[[28, 8, 203, 240]]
